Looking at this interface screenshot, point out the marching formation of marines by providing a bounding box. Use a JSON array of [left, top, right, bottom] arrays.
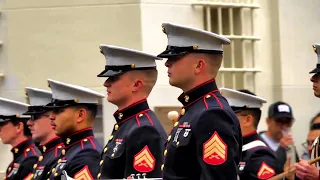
[[0, 22, 319, 180]]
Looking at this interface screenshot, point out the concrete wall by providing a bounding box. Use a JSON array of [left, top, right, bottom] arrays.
[[0, 0, 142, 171], [276, 0, 320, 153]]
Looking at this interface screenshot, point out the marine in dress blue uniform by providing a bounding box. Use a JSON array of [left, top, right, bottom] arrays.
[[44, 79, 103, 180], [158, 23, 242, 180], [0, 98, 41, 180], [23, 87, 64, 180], [97, 45, 167, 179], [220, 88, 280, 180], [32, 137, 63, 180]]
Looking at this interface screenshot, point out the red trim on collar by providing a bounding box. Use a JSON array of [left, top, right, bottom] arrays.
[[114, 99, 147, 115], [183, 79, 215, 94], [40, 137, 63, 156], [42, 137, 60, 147], [242, 131, 257, 138], [118, 109, 150, 125], [11, 138, 32, 151], [182, 90, 219, 108], [69, 128, 93, 137], [64, 136, 95, 149]]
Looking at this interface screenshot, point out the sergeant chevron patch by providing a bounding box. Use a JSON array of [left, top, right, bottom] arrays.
[[257, 162, 275, 179], [133, 145, 155, 173], [202, 131, 227, 165], [74, 165, 94, 180]]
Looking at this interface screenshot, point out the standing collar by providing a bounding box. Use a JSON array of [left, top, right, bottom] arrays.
[[10, 139, 34, 157], [242, 131, 260, 145], [38, 137, 63, 154], [178, 79, 219, 106], [113, 99, 150, 124], [62, 128, 94, 149]]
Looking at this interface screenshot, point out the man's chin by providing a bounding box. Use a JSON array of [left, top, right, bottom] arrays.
[[32, 135, 40, 142], [1, 139, 8, 144], [107, 96, 115, 104], [169, 79, 180, 88], [54, 129, 62, 137]]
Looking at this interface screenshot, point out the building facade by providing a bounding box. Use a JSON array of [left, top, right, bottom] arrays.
[[0, 0, 319, 175]]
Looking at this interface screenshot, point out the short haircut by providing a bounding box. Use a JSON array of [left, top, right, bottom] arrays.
[[203, 53, 223, 78], [73, 104, 98, 119], [237, 89, 261, 129], [11, 118, 32, 137], [129, 69, 158, 95]]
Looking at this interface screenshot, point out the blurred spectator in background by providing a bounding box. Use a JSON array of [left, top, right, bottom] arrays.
[[259, 101, 299, 175]]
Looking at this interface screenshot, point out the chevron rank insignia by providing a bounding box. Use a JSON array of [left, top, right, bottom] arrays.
[[133, 145, 155, 173], [257, 162, 275, 179], [202, 131, 227, 165], [74, 165, 94, 180]]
